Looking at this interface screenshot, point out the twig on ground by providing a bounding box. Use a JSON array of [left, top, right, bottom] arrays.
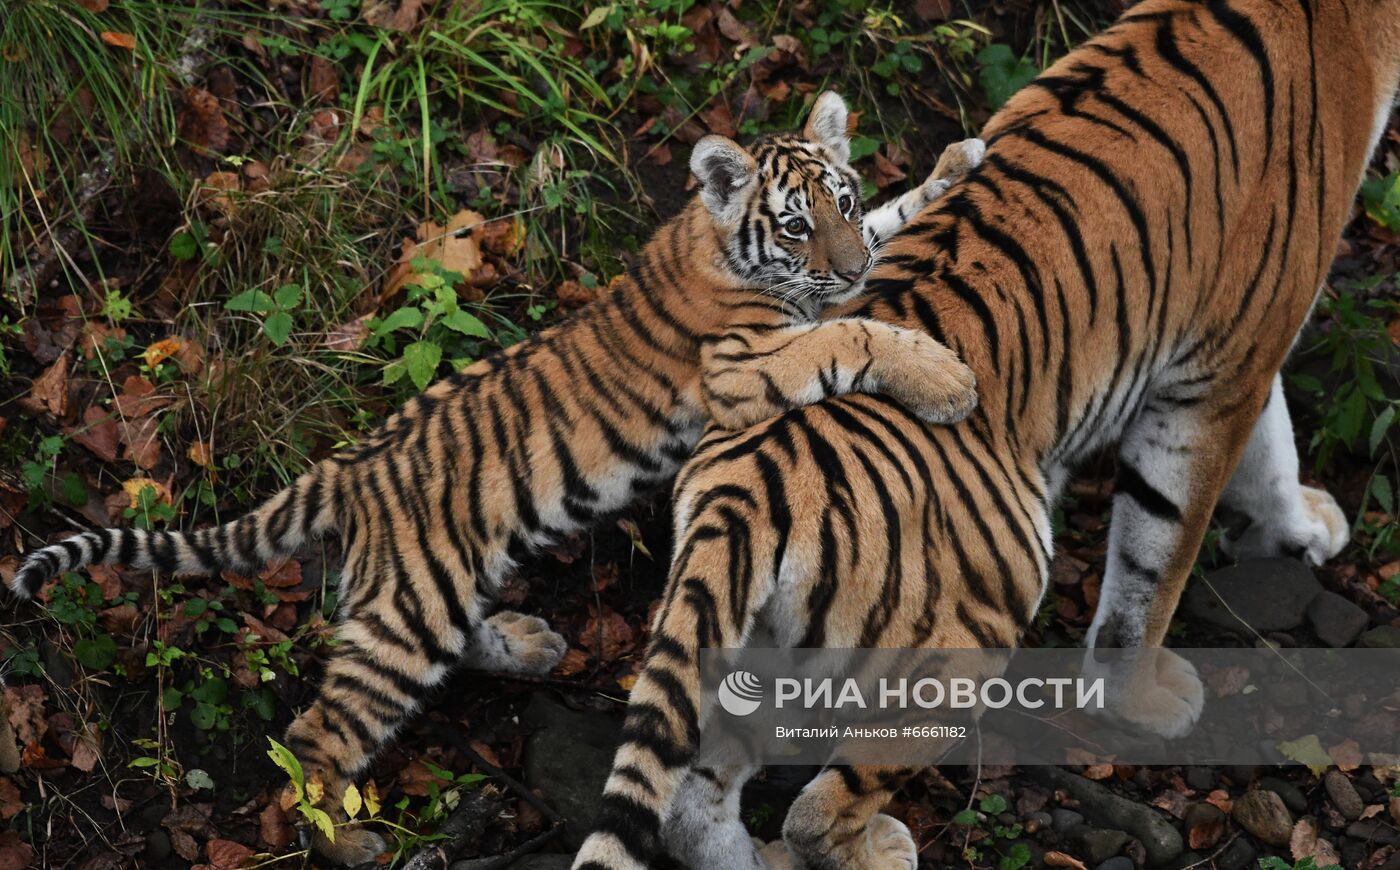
[[402, 785, 504, 870]]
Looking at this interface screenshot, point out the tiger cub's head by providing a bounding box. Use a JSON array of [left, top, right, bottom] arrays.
[[691, 91, 870, 305]]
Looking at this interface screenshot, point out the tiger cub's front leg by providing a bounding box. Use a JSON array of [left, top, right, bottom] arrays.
[[700, 319, 977, 430], [863, 138, 985, 246]]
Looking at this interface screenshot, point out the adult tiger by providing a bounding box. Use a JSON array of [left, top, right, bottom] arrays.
[[10, 97, 984, 865], [574, 2, 1399, 868]]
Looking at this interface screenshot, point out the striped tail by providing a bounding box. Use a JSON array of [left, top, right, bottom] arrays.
[[10, 460, 339, 600], [572, 483, 781, 869]]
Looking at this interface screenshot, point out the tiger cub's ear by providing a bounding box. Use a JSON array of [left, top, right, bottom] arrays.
[[803, 90, 851, 163], [691, 135, 757, 222]]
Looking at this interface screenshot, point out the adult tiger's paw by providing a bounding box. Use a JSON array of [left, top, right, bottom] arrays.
[[877, 328, 978, 424], [1222, 485, 1349, 566], [476, 611, 568, 675], [1086, 647, 1204, 740], [864, 813, 918, 870]]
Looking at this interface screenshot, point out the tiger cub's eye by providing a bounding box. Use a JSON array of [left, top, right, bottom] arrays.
[[838, 194, 854, 215], [783, 217, 810, 237]]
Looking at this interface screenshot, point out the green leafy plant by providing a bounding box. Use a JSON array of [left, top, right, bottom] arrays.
[[225, 283, 304, 347], [370, 259, 494, 391], [976, 43, 1038, 109], [1361, 170, 1400, 233], [1258, 857, 1343, 870]]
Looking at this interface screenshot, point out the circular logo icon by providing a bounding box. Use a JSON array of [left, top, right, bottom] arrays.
[[718, 670, 764, 717]]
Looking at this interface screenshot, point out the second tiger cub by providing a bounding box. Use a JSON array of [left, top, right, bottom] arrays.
[[12, 92, 983, 864]]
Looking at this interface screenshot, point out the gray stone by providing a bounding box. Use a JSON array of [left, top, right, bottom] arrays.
[[1307, 591, 1370, 647], [1027, 811, 1054, 833], [521, 694, 622, 849], [1184, 766, 1215, 792], [1183, 558, 1322, 634], [1051, 808, 1085, 833], [1231, 789, 1294, 846], [453, 856, 573, 870], [1095, 858, 1134, 870], [143, 830, 171, 864], [1324, 770, 1365, 820], [1078, 828, 1130, 865], [1346, 818, 1400, 845], [1037, 768, 1183, 865], [1358, 625, 1400, 648], [1216, 838, 1256, 870], [1257, 776, 1307, 814]]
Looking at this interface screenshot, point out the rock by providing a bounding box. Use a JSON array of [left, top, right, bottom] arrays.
[[1051, 808, 1085, 833], [1078, 829, 1130, 864], [1379, 850, 1400, 870], [1358, 625, 1400, 648], [143, 830, 172, 864], [453, 856, 573, 870], [521, 694, 622, 849], [1307, 591, 1370, 647], [1168, 854, 1205, 870], [1096, 858, 1134, 870], [1027, 811, 1054, 833], [1346, 818, 1400, 845], [1181, 802, 1226, 850], [1231, 789, 1294, 846], [1036, 768, 1183, 865], [1324, 770, 1364, 820], [1183, 558, 1322, 634], [1184, 767, 1215, 792], [1216, 838, 1256, 870], [1257, 776, 1308, 814]]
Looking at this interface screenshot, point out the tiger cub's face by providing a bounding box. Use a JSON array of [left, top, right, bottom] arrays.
[[691, 92, 871, 306]]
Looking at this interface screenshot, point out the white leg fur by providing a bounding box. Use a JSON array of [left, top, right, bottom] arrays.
[[1085, 400, 1210, 738], [1218, 375, 1349, 564], [662, 765, 765, 870]]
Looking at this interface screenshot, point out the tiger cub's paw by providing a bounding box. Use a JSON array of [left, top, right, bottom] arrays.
[[310, 825, 387, 867], [928, 138, 986, 186], [876, 328, 978, 424], [474, 611, 568, 675]]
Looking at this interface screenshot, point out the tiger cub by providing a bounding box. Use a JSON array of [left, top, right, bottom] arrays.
[[10, 93, 982, 863]]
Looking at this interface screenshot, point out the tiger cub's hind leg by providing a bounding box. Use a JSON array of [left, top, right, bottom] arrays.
[[286, 609, 467, 864], [1218, 375, 1349, 565]]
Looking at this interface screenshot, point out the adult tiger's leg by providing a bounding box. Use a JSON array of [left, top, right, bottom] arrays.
[[1217, 375, 1349, 564], [1085, 384, 1269, 738], [660, 763, 765, 870]]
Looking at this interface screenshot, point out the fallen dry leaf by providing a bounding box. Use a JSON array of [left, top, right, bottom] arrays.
[[870, 149, 907, 189], [70, 405, 119, 462], [88, 564, 123, 600], [555, 280, 599, 307], [120, 477, 173, 509], [29, 355, 70, 417], [554, 648, 589, 677], [580, 605, 636, 662], [259, 802, 294, 849], [187, 440, 214, 468], [99, 31, 135, 49], [1328, 738, 1362, 770], [1043, 851, 1087, 870], [68, 723, 102, 774], [397, 758, 451, 797], [205, 838, 257, 870], [0, 483, 24, 532], [0, 830, 33, 870], [1083, 763, 1114, 781], [307, 56, 338, 104], [179, 87, 230, 155], [0, 779, 22, 821], [1289, 817, 1341, 866], [119, 416, 162, 469], [326, 315, 372, 352], [114, 375, 171, 419], [363, 0, 425, 31], [384, 210, 485, 298]]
